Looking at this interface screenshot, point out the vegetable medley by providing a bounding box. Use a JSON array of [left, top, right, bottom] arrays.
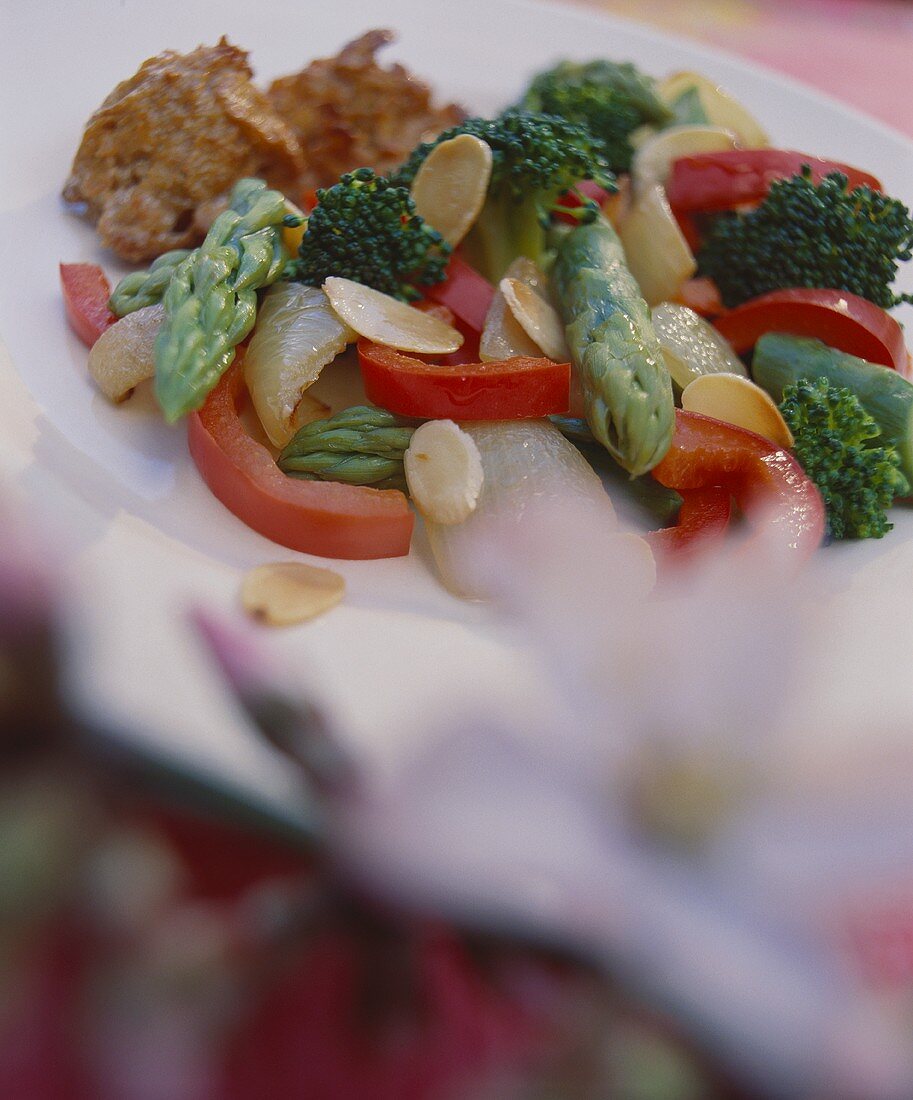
[[61, 30, 913, 588]]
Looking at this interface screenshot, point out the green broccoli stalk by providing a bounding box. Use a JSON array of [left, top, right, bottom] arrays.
[[779, 377, 908, 540], [518, 59, 672, 173], [393, 110, 616, 284], [286, 168, 451, 301], [698, 168, 913, 310]]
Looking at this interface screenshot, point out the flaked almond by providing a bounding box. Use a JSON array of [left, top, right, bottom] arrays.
[[410, 134, 493, 247], [404, 420, 484, 525], [480, 257, 550, 362], [632, 125, 738, 197], [500, 278, 570, 362], [88, 304, 163, 402], [323, 276, 462, 355], [681, 373, 794, 448], [241, 562, 345, 626]]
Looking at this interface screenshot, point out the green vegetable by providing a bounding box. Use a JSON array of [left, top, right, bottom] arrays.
[[778, 377, 907, 540], [278, 406, 415, 491], [154, 178, 288, 422], [665, 85, 708, 127], [550, 214, 674, 476], [551, 415, 683, 525], [394, 109, 616, 283], [286, 167, 450, 302], [698, 168, 913, 309], [753, 332, 913, 484], [518, 59, 671, 173], [109, 249, 191, 317]]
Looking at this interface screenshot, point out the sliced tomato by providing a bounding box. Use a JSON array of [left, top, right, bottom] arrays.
[[423, 254, 495, 337], [358, 340, 570, 420], [651, 409, 825, 561], [713, 288, 907, 372], [647, 485, 732, 561], [667, 149, 882, 215], [60, 262, 116, 348], [188, 358, 413, 559]]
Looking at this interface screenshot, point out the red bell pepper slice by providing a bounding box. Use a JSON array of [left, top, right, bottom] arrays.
[[713, 288, 907, 372], [651, 409, 825, 561], [676, 276, 726, 319], [647, 485, 732, 561], [666, 149, 882, 215], [358, 340, 570, 420], [188, 358, 413, 559], [59, 262, 117, 348], [554, 179, 613, 223], [423, 254, 495, 337]]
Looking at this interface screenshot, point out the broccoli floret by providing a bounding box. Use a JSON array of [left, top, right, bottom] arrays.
[[518, 59, 672, 173], [779, 377, 908, 540], [393, 109, 616, 283], [698, 168, 913, 310], [287, 168, 450, 301]]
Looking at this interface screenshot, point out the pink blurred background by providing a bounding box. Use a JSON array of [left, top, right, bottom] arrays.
[[572, 0, 913, 136]]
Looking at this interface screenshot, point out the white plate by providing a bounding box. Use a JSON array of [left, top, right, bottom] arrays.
[[2, 0, 913, 822]]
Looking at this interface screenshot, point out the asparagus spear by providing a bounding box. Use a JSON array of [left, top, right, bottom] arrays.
[[551, 214, 674, 476], [152, 179, 289, 421], [279, 406, 415, 492]]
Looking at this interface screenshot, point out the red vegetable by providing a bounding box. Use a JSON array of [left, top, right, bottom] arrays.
[[713, 288, 907, 372], [423, 254, 495, 337], [188, 358, 413, 559], [667, 149, 882, 215], [59, 262, 116, 348], [676, 276, 726, 319], [358, 341, 570, 420], [651, 409, 825, 561], [554, 179, 613, 223], [647, 486, 732, 561]]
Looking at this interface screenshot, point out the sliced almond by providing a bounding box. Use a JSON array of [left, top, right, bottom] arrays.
[[632, 125, 738, 197], [681, 373, 794, 448], [323, 276, 462, 355], [88, 303, 164, 402], [500, 278, 570, 362], [241, 562, 345, 626], [658, 72, 769, 148], [410, 134, 493, 247], [481, 257, 550, 362], [404, 420, 484, 526]]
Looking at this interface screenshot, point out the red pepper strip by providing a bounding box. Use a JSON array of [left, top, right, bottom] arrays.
[[675, 276, 726, 319], [424, 254, 495, 337], [647, 486, 732, 561], [188, 357, 413, 559], [713, 288, 907, 372], [59, 262, 117, 348], [358, 341, 570, 420], [651, 410, 825, 561], [554, 179, 613, 223], [666, 149, 882, 215]]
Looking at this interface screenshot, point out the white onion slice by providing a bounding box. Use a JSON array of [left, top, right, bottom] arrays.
[[323, 277, 462, 355], [617, 184, 696, 307], [425, 419, 621, 600], [88, 304, 163, 402], [651, 302, 746, 390], [244, 283, 354, 448]]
